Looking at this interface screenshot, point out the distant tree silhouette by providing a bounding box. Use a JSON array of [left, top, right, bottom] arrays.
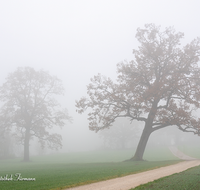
[[0, 67, 71, 161], [99, 118, 141, 149]]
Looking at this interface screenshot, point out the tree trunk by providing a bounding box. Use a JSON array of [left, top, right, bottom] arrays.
[[124, 99, 158, 161], [23, 127, 30, 162], [125, 124, 152, 161]]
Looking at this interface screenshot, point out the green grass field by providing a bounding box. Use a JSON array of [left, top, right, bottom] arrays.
[[1, 145, 199, 190], [0, 148, 181, 190]]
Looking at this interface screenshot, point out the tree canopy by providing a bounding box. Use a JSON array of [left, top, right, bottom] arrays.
[[0, 67, 71, 161], [76, 24, 200, 161]]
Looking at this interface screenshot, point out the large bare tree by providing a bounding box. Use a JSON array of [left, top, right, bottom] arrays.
[[76, 24, 200, 161], [0, 67, 71, 161]]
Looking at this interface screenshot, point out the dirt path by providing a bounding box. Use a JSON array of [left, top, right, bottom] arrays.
[[66, 160, 200, 190], [168, 146, 197, 160]]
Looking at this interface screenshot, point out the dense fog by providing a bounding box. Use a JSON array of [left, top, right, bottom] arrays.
[[1, 0, 200, 159]]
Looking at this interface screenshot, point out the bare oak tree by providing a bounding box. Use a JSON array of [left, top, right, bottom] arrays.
[[0, 67, 71, 161], [76, 24, 200, 161]]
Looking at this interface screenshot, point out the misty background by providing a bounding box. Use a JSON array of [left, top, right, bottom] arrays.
[[1, 0, 200, 157]]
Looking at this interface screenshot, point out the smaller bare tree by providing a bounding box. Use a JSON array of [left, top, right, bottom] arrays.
[[0, 67, 71, 161]]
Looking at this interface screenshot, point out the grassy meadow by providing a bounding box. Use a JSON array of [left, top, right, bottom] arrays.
[[0, 146, 199, 190]]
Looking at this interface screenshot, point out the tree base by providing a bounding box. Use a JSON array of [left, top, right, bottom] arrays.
[[123, 156, 147, 162], [21, 159, 32, 162]]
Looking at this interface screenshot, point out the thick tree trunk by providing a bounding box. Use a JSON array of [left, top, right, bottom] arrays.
[[125, 99, 159, 161], [23, 128, 30, 162], [125, 125, 153, 161]]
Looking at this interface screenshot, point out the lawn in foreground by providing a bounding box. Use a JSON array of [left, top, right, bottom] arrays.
[[0, 149, 180, 190], [132, 164, 200, 190], [0, 160, 180, 190]]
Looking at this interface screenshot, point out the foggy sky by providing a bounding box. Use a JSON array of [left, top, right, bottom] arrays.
[[1, 0, 200, 152]]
